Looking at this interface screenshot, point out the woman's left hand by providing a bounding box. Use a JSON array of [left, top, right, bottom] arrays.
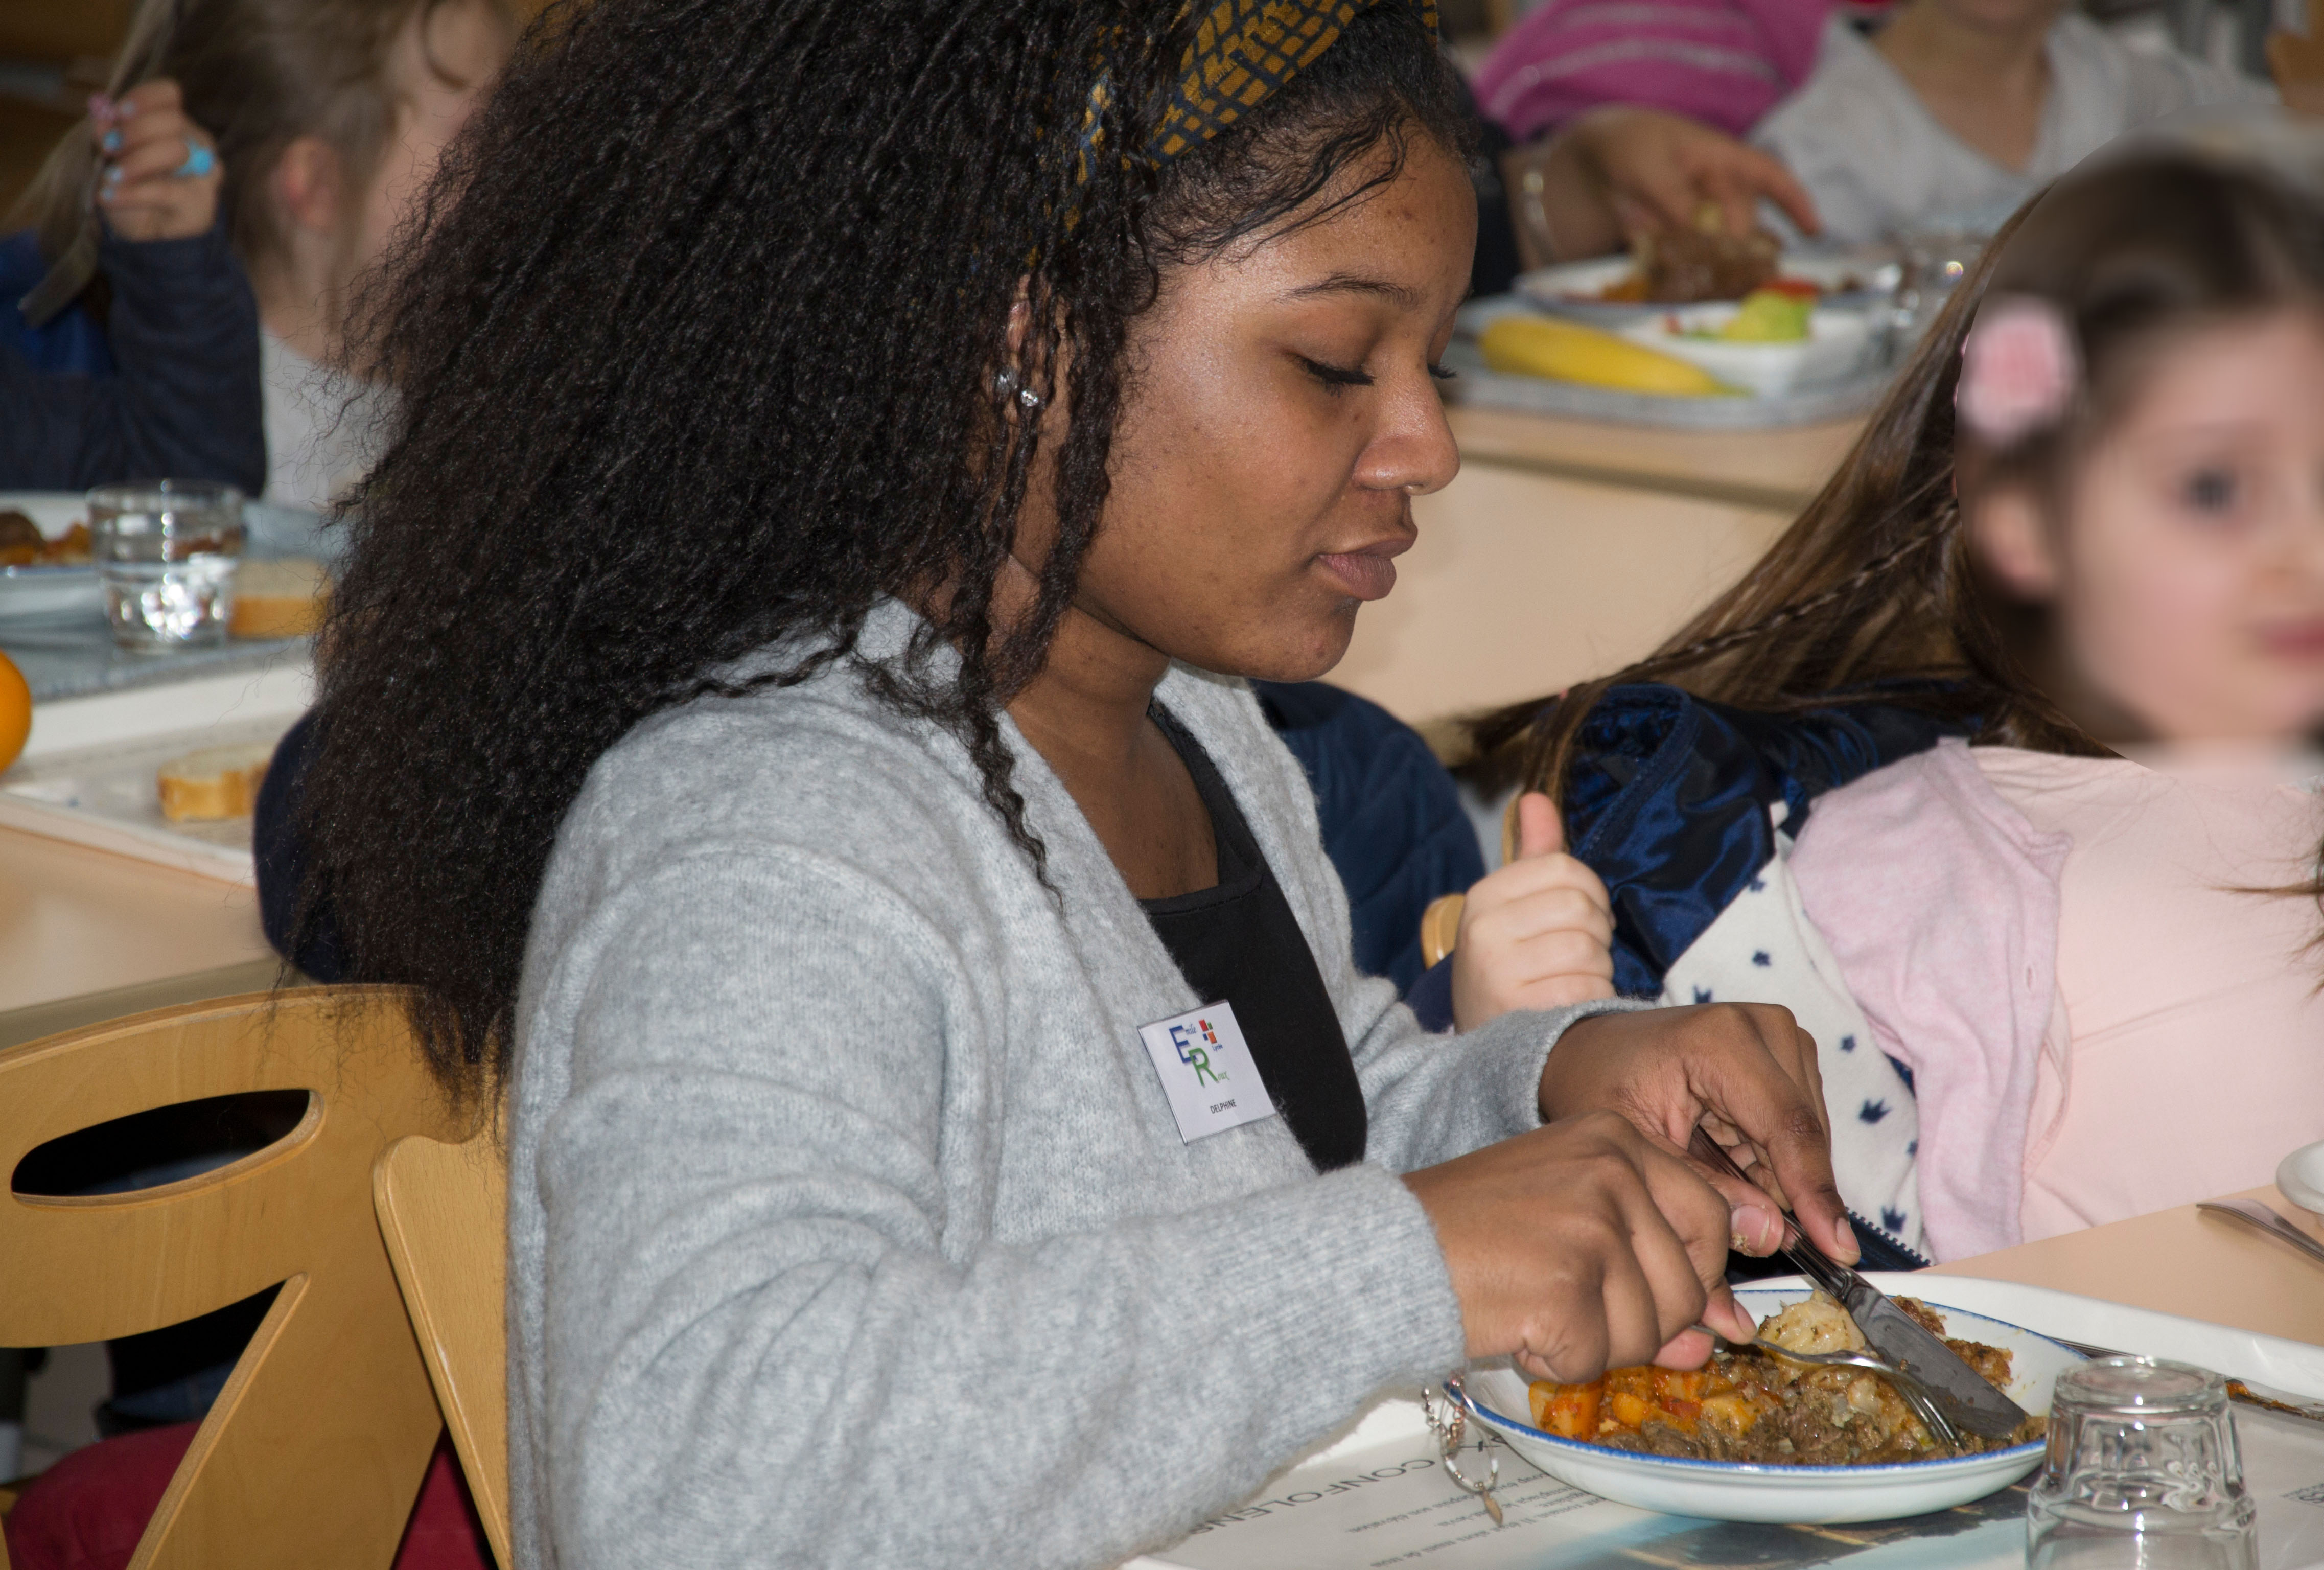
[[1539, 1001, 1854, 1263], [92, 80, 222, 243]]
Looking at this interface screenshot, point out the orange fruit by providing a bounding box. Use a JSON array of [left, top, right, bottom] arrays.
[[0, 650, 29, 774]]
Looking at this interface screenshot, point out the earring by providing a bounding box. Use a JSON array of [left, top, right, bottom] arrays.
[[994, 367, 1044, 410]]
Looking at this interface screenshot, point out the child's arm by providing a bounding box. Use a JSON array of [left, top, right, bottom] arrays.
[[1449, 792, 1617, 1031], [1505, 106, 1821, 265]]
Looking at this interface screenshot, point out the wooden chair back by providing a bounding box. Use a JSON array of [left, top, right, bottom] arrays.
[[2271, 0, 2324, 114], [0, 988, 474, 1569], [374, 1127, 513, 1567], [1419, 893, 1465, 971]]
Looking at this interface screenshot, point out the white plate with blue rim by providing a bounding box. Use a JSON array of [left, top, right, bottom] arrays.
[[1514, 251, 1902, 328], [1450, 1286, 2081, 1524]]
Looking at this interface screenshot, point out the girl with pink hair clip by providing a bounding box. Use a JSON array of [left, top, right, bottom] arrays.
[[1452, 147, 2324, 1261]]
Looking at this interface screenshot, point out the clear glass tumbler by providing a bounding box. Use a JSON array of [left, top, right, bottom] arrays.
[[1890, 224, 1993, 344], [87, 481, 245, 653], [2028, 1356, 2258, 1570]]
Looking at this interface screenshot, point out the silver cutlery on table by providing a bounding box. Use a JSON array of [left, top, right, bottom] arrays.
[[2197, 1198, 2324, 1272], [1688, 1128, 2032, 1441], [2035, 1330, 2324, 1425]]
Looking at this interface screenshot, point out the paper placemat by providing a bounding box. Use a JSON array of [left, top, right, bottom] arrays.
[[1131, 1276, 2324, 1570]]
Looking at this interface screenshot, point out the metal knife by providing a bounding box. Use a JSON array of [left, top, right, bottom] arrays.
[[1689, 1129, 2032, 1441]]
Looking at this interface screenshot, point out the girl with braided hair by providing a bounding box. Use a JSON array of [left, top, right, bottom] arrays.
[[1445, 147, 2324, 1267], [287, 0, 1870, 1561]]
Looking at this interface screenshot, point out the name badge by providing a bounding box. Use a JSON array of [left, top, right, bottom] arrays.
[[1136, 1001, 1279, 1144]]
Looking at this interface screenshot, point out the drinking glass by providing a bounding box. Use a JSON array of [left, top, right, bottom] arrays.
[[87, 481, 245, 652], [1890, 225, 1993, 344], [2027, 1356, 2258, 1570]]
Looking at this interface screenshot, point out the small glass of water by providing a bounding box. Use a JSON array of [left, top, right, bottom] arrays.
[[2028, 1356, 2258, 1570], [87, 481, 245, 653], [1890, 224, 1994, 345]]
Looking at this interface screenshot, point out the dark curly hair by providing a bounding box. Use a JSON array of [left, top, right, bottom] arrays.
[[292, 0, 1469, 1099]]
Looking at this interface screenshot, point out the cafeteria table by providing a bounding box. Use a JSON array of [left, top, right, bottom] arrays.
[[0, 655, 313, 1050], [1330, 407, 1863, 727], [1934, 1183, 2324, 1348], [1137, 1182, 2324, 1569]]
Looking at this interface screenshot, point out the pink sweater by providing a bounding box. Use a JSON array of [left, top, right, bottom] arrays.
[[1471, 0, 1845, 143], [1791, 741, 2324, 1261]]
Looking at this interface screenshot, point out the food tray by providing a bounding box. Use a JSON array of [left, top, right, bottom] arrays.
[[0, 491, 340, 631], [1445, 296, 1895, 429], [1515, 250, 1903, 329], [0, 714, 296, 884]]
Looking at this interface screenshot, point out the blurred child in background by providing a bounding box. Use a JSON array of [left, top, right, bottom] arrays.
[[1753, 0, 2273, 243], [1448, 150, 2324, 1261], [2, 78, 263, 490], [16, 0, 515, 510], [1479, 0, 2271, 263]]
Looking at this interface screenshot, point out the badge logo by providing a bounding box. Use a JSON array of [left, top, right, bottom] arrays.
[[1136, 1001, 1277, 1144]]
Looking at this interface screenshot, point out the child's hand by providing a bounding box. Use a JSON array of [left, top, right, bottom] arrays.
[[92, 81, 222, 243], [1450, 792, 1616, 1031]]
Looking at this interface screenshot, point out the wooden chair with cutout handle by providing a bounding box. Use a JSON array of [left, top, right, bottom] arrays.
[[373, 1123, 514, 1567], [0, 988, 475, 1569]]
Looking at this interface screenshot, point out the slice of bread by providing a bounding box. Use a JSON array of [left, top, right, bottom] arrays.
[[157, 743, 273, 822], [230, 557, 331, 639]]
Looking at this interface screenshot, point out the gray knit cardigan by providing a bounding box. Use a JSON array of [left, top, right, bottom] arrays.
[[505, 603, 1618, 1568]]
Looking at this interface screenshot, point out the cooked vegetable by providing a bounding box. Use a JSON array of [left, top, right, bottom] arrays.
[[1525, 1293, 2047, 1467], [1709, 289, 1814, 343]]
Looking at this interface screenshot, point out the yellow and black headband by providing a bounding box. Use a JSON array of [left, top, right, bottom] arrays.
[[1137, 0, 1441, 166]]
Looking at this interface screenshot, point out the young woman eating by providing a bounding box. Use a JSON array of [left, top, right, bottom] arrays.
[[290, 2, 1861, 1563]]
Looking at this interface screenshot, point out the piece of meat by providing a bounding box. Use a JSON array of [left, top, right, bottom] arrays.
[[1636, 226, 1780, 303], [1894, 1296, 1950, 1338]]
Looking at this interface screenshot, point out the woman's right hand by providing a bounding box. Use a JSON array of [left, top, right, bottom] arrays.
[[91, 80, 222, 243], [1404, 1110, 1756, 1383]]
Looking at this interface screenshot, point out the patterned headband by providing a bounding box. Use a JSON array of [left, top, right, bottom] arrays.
[[1140, 0, 1441, 166]]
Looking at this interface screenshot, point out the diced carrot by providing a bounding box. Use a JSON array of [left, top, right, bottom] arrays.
[[1608, 1390, 1652, 1430]]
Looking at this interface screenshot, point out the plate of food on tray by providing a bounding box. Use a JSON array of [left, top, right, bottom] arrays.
[[0, 491, 339, 633], [1516, 221, 1901, 329], [1450, 1287, 2079, 1523], [1614, 289, 1880, 397], [0, 491, 101, 624]]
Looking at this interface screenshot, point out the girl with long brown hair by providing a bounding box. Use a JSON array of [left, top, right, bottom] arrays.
[[14, 0, 514, 507], [1451, 146, 2324, 1263]]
